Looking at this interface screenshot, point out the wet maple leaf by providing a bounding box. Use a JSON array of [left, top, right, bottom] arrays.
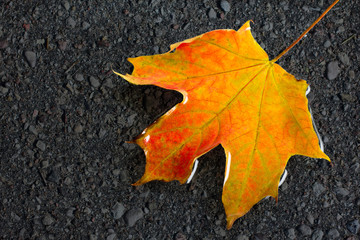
[[115, 1, 339, 229]]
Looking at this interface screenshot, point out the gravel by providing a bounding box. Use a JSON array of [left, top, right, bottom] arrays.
[[220, 0, 231, 12], [74, 124, 83, 133], [327, 61, 340, 80], [298, 224, 312, 236], [112, 202, 126, 220], [346, 220, 359, 234], [335, 187, 350, 197], [36, 140, 46, 151], [74, 73, 84, 82], [66, 17, 76, 28], [89, 76, 100, 88], [312, 182, 326, 197], [42, 214, 55, 226], [327, 228, 340, 239], [24, 51, 36, 68], [311, 229, 324, 240], [236, 234, 249, 240], [208, 8, 217, 19], [338, 52, 350, 65], [287, 228, 296, 239], [125, 208, 144, 227], [0, 0, 358, 239]]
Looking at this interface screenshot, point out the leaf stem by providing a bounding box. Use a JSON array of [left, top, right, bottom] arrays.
[[271, 0, 340, 63]]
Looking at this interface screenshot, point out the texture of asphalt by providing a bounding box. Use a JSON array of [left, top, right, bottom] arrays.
[[0, 0, 359, 239]]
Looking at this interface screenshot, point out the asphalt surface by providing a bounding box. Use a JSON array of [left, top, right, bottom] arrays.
[[0, 0, 359, 239]]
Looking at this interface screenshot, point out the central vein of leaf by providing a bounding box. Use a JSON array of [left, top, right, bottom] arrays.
[[239, 65, 271, 197]]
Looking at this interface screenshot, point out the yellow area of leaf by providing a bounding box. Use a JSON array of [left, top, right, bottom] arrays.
[[114, 21, 330, 229]]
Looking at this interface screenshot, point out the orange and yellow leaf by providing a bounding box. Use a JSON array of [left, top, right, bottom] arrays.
[[115, 21, 330, 229]]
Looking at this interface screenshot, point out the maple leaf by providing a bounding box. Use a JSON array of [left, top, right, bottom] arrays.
[[115, 1, 338, 229]]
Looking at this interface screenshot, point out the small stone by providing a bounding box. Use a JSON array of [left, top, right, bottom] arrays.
[[25, 51, 36, 68], [42, 214, 55, 226], [106, 233, 117, 240], [74, 124, 83, 133], [323, 40, 331, 48], [236, 235, 249, 240], [103, 78, 114, 88], [337, 26, 345, 33], [252, 233, 267, 240], [89, 76, 100, 88], [220, 0, 231, 12], [19, 228, 26, 238], [36, 140, 46, 151], [66, 17, 76, 28], [127, 113, 137, 126], [125, 208, 144, 227], [82, 22, 91, 30], [66, 208, 75, 217], [112, 202, 125, 219], [29, 125, 38, 135], [313, 182, 325, 197], [327, 229, 340, 239], [84, 207, 92, 214], [120, 170, 129, 182], [47, 170, 60, 183], [298, 224, 312, 236], [89, 234, 97, 240], [346, 220, 359, 234], [58, 40, 68, 51], [74, 73, 84, 82], [214, 226, 226, 237], [0, 39, 9, 49], [287, 228, 296, 239], [64, 177, 72, 185], [175, 232, 187, 240], [11, 212, 21, 221], [63, 1, 70, 10], [112, 169, 120, 176], [335, 187, 349, 197], [307, 213, 315, 225], [349, 70, 355, 79], [340, 93, 356, 103], [208, 8, 216, 19], [327, 61, 340, 80], [98, 128, 107, 138], [311, 229, 324, 240], [36, 39, 45, 45], [338, 52, 350, 65], [41, 160, 49, 168], [0, 86, 8, 95], [263, 22, 273, 31]]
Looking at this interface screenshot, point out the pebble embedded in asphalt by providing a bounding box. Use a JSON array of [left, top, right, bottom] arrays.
[[311, 229, 324, 240], [327, 228, 340, 239], [220, 0, 231, 12], [74, 124, 83, 133], [36, 140, 46, 151], [298, 224, 312, 236], [313, 182, 326, 197], [347, 219, 359, 234], [327, 61, 340, 80], [125, 208, 144, 227], [208, 8, 216, 19], [25, 51, 36, 68], [90, 76, 100, 88], [112, 202, 125, 220], [42, 214, 55, 226]]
